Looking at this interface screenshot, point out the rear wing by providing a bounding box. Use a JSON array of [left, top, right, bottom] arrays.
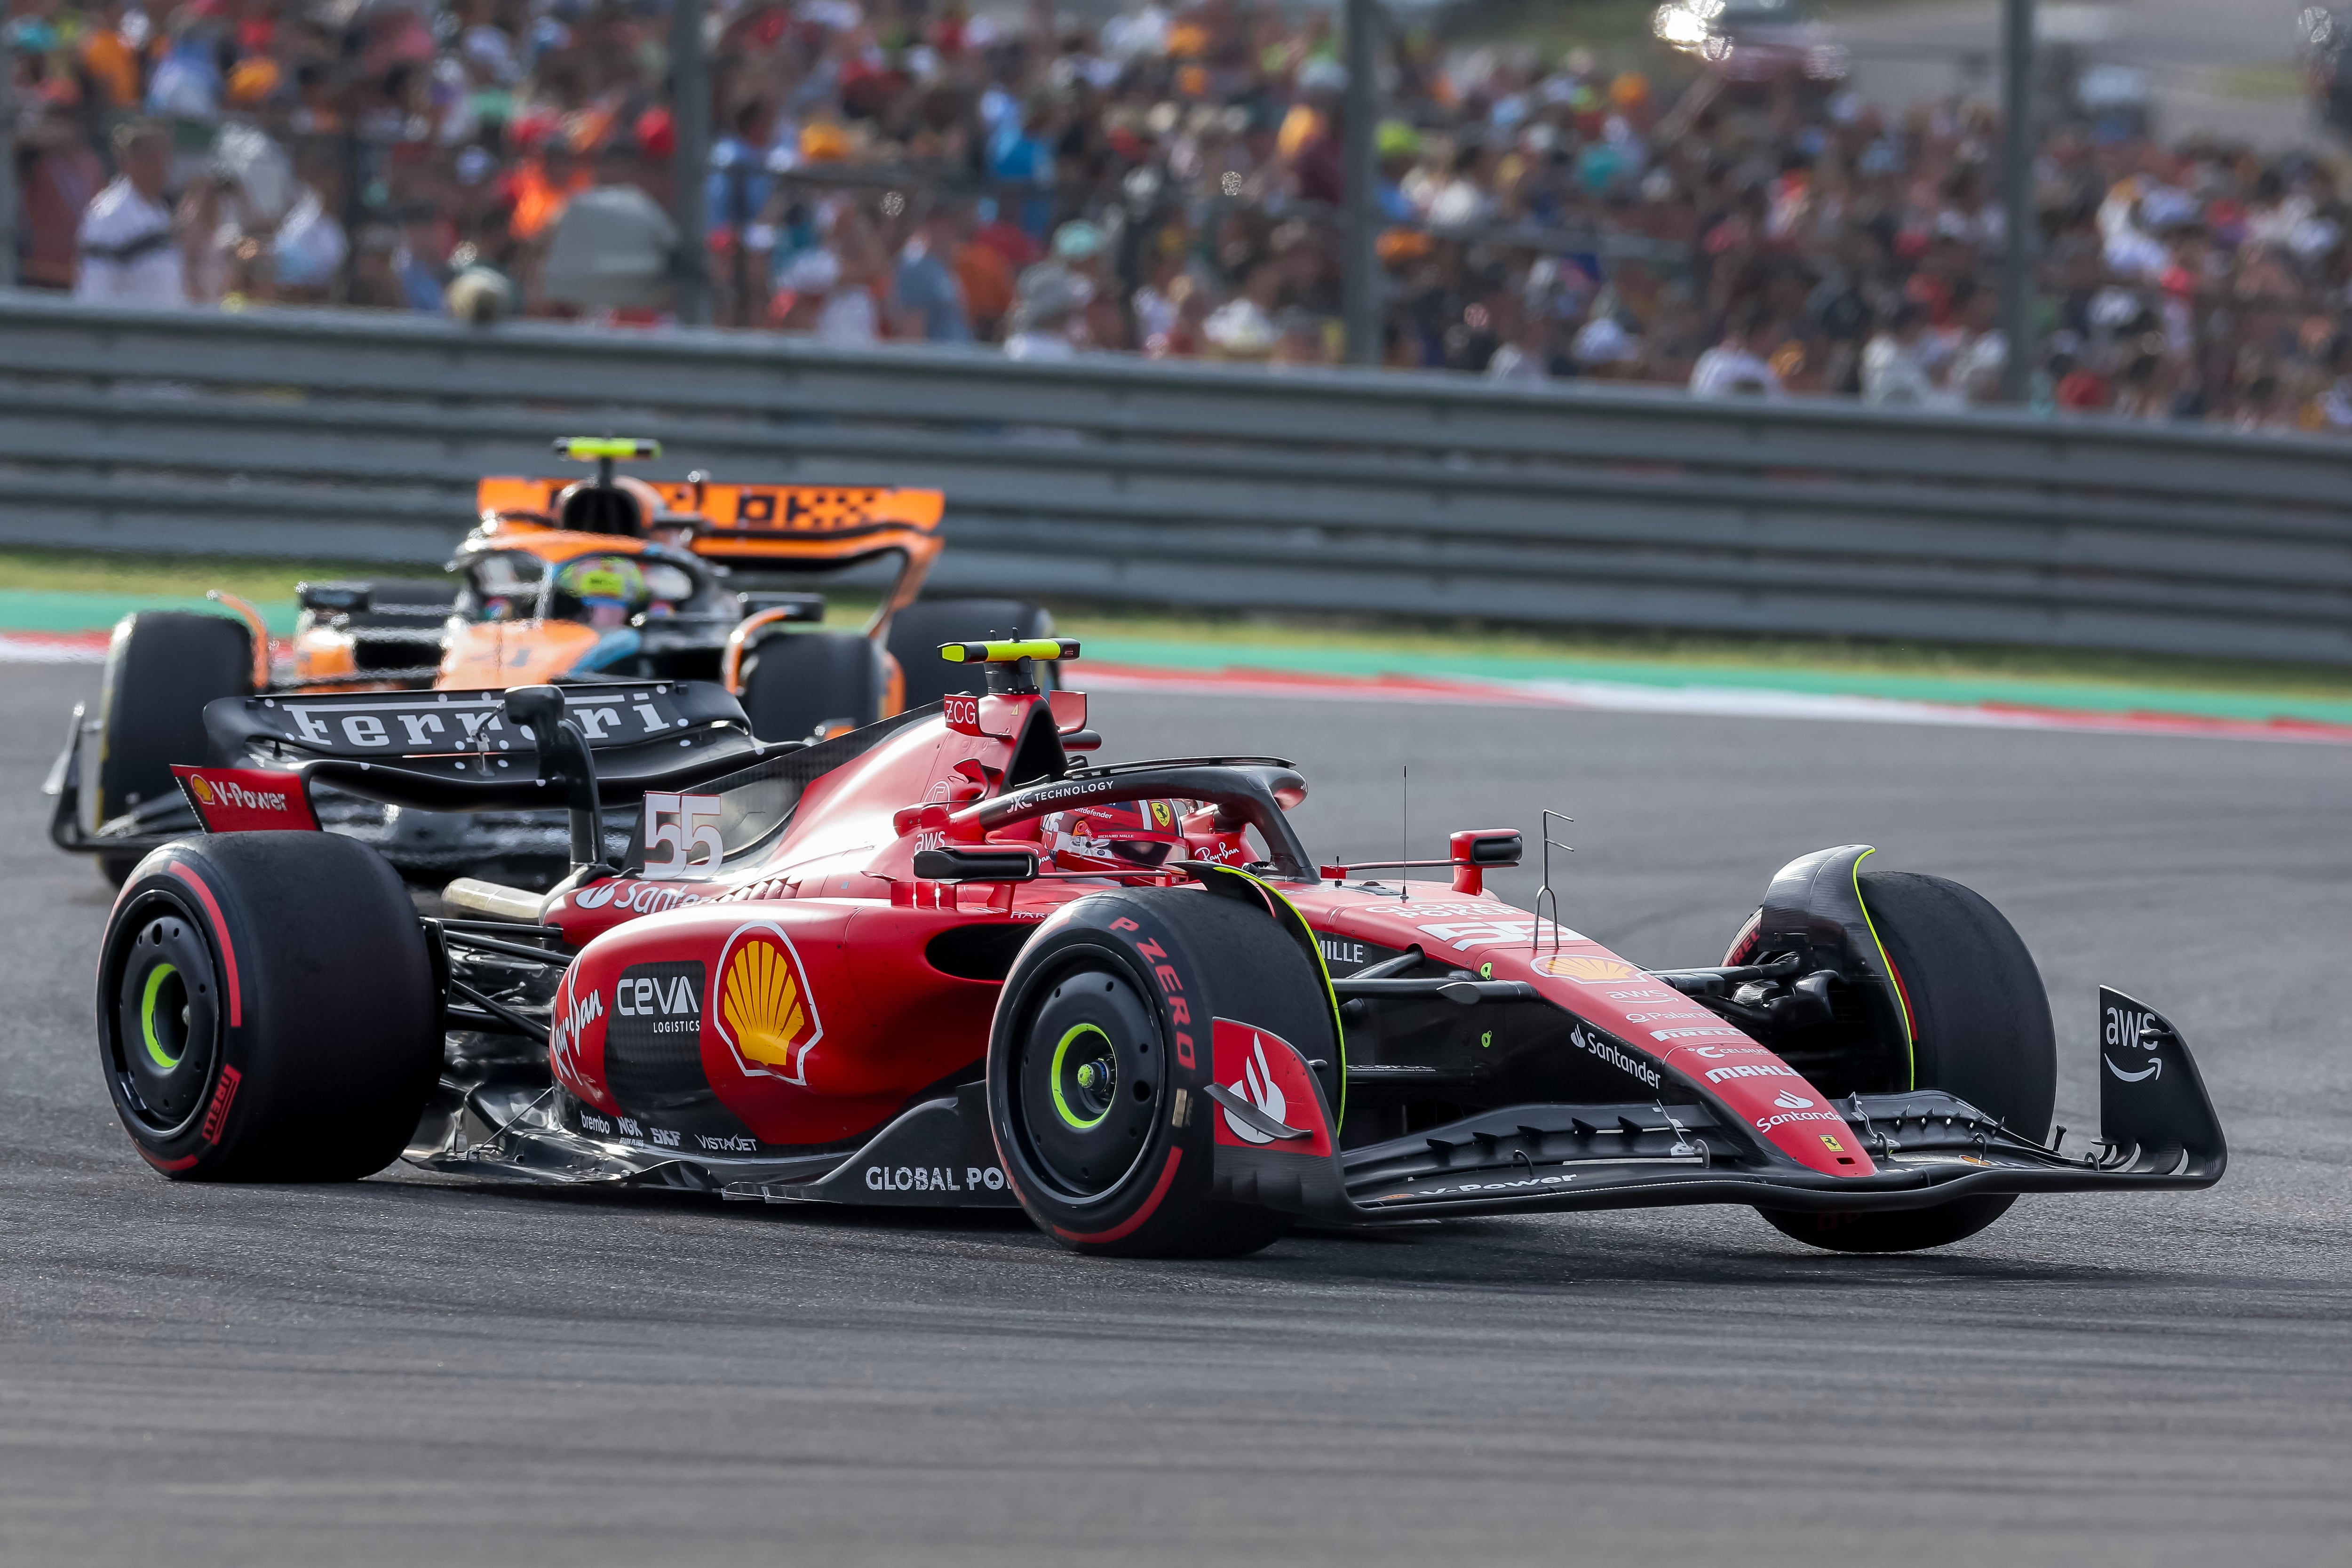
[[198, 681, 766, 814], [475, 476, 945, 568]]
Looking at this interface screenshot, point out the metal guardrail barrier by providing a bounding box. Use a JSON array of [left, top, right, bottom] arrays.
[[4, 293, 2351, 665]]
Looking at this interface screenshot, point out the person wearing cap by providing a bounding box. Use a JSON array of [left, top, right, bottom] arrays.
[[1004, 219, 1104, 348], [1003, 265, 1086, 358], [1375, 120, 1422, 222], [771, 247, 842, 334], [75, 121, 189, 308], [1572, 313, 1645, 379]]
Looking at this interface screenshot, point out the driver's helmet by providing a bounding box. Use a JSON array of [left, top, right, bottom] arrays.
[[1042, 799, 1190, 873], [549, 554, 651, 630]]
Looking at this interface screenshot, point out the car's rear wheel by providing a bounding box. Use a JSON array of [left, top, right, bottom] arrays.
[[92, 612, 254, 885], [739, 630, 887, 743], [988, 888, 1335, 1258], [99, 833, 443, 1181], [1757, 870, 2056, 1253], [886, 598, 1054, 708]]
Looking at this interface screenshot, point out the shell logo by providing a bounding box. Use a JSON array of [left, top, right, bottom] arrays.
[[188, 774, 216, 805], [712, 922, 822, 1085], [1536, 954, 1641, 983]]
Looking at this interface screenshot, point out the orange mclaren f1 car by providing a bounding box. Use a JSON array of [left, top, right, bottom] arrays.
[[46, 438, 1051, 883]]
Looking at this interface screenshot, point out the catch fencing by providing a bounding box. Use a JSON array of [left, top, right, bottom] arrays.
[[3, 293, 2350, 665]]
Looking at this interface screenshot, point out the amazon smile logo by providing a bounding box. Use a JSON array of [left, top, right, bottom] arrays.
[[2103, 1003, 2164, 1083]]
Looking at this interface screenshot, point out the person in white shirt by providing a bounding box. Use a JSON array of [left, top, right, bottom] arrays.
[[1861, 301, 1945, 406], [1484, 312, 1552, 382], [1688, 306, 1783, 398], [75, 122, 188, 308]]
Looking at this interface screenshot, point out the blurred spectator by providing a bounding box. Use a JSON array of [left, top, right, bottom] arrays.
[[1003, 263, 1086, 359], [1010, 220, 1106, 347], [144, 14, 222, 120], [771, 248, 837, 336], [1203, 263, 1283, 360], [1861, 302, 1939, 406], [16, 86, 105, 289], [543, 145, 678, 317], [1573, 314, 1645, 379], [1688, 305, 1782, 397], [959, 200, 1038, 339], [74, 121, 184, 307], [890, 203, 974, 342], [1484, 303, 1551, 382], [9, 0, 2352, 435], [988, 96, 1060, 241]]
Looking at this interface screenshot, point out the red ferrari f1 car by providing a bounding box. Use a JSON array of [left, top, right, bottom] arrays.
[[94, 646, 2224, 1257]]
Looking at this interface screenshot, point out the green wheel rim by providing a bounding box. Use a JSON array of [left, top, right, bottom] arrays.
[[140, 963, 183, 1070], [1049, 1022, 1115, 1131]]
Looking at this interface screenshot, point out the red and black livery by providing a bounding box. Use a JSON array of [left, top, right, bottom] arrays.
[[93, 641, 2225, 1258]]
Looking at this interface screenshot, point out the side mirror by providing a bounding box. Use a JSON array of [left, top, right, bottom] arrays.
[[297, 581, 373, 615], [1449, 829, 1522, 895], [1457, 830, 1523, 867]]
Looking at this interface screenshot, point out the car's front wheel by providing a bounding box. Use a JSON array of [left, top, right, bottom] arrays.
[[1756, 870, 2057, 1253], [987, 887, 1336, 1258]]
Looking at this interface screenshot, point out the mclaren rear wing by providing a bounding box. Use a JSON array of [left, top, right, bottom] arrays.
[[477, 477, 944, 567]]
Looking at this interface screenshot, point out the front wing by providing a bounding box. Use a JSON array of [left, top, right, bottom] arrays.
[[1214, 987, 2225, 1226]]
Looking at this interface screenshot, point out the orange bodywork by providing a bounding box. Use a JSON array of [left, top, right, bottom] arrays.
[[278, 478, 944, 710], [438, 620, 604, 688], [292, 629, 358, 682], [475, 477, 947, 620], [464, 519, 661, 563]]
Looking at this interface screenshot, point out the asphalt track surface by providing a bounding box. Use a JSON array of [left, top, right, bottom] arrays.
[[2, 662, 2346, 1567]]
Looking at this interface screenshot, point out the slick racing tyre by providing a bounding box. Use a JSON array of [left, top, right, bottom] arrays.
[[886, 598, 1055, 708], [98, 832, 442, 1181], [1759, 871, 2057, 1254], [987, 887, 1338, 1259], [93, 612, 254, 885], [739, 630, 888, 743]]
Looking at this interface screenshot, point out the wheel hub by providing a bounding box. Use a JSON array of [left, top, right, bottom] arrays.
[[111, 907, 222, 1135], [1052, 1024, 1119, 1130], [1017, 966, 1161, 1199]]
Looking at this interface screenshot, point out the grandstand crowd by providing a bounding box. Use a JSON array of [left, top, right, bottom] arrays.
[[11, 0, 2352, 428]]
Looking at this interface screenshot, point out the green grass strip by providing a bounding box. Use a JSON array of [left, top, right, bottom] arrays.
[[1072, 635, 2352, 728]]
